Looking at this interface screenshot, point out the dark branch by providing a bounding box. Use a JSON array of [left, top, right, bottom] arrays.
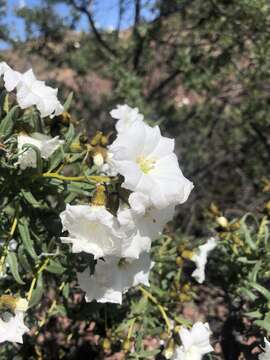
[[133, 0, 143, 70], [69, 0, 117, 57], [147, 69, 181, 101]]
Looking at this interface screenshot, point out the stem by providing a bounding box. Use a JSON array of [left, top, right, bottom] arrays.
[[27, 258, 50, 302], [42, 172, 111, 183], [0, 217, 18, 275], [138, 286, 171, 334], [127, 318, 136, 340]]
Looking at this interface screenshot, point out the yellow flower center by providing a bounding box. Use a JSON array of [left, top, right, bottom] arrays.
[[136, 156, 156, 174]]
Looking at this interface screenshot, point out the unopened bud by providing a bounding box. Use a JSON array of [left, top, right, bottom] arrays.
[[123, 339, 131, 353], [91, 184, 107, 207], [15, 298, 28, 312], [210, 202, 220, 216], [93, 153, 104, 167], [181, 250, 194, 260], [164, 338, 175, 359], [216, 216, 228, 228], [102, 338, 111, 352]]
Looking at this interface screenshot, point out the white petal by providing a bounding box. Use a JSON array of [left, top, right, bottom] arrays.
[[110, 104, 144, 133], [77, 253, 152, 304], [174, 322, 213, 360], [0, 311, 29, 344], [17, 132, 63, 169], [60, 204, 122, 259], [3, 67, 22, 92], [259, 338, 270, 360], [191, 238, 217, 284]]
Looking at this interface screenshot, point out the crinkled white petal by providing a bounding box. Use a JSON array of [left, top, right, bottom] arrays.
[[77, 252, 153, 304], [0, 311, 29, 344], [17, 132, 63, 170], [2, 65, 22, 92], [259, 338, 270, 360], [191, 237, 217, 284], [118, 197, 175, 259], [110, 104, 144, 133], [0, 63, 63, 118], [109, 120, 193, 209], [60, 204, 122, 259], [172, 322, 213, 360]]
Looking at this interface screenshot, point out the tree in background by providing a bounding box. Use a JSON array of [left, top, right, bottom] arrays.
[[14, 0, 270, 227]]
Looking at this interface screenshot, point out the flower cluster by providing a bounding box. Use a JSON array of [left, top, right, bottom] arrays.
[[60, 104, 194, 305], [0, 65, 266, 359]]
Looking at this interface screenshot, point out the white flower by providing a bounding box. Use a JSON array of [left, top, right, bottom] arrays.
[[172, 322, 213, 360], [118, 192, 175, 259], [0, 62, 22, 92], [109, 121, 193, 209], [16, 69, 64, 118], [259, 338, 270, 360], [0, 62, 64, 118], [77, 252, 153, 304], [17, 132, 64, 170], [191, 237, 217, 284], [60, 204, 122, 259], [0, 298, 29, 344], [110, 104, 144, 133]]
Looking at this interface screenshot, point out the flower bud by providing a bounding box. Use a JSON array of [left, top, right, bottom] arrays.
[[93, 153, 104, 167], [164, 338, 175, 359], [210, 202, 220, 216], [216, 216, 228, 228], [123, 339, 131, 353], [181, 250, 194, 260], [102, 338, 111, 352], [15, 298, 28, 312]]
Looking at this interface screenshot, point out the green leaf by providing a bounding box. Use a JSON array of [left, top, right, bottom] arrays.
[[65, 123, 75, 145], [241, 220, 257, 250], [238, 286, 258, 301], [245, 310, 262, 319], [20, 189, 42, 208], [17, 245, 32, 272], [62, 283, 69, 299], [29, 272, 44, 308], [0, 105, 19, 137], [47, 148, 64, 172], [63, 92, 73, 112], [46, 259, 65, 274], [250, 282, 270, 301], [7, 252, 25, 284], [18, 218, 38, 260], [254, 318, 270, 331], [248, 261, 262, 282]]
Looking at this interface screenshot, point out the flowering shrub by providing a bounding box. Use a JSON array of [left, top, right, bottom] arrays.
[[0, 63, 268, 359]]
